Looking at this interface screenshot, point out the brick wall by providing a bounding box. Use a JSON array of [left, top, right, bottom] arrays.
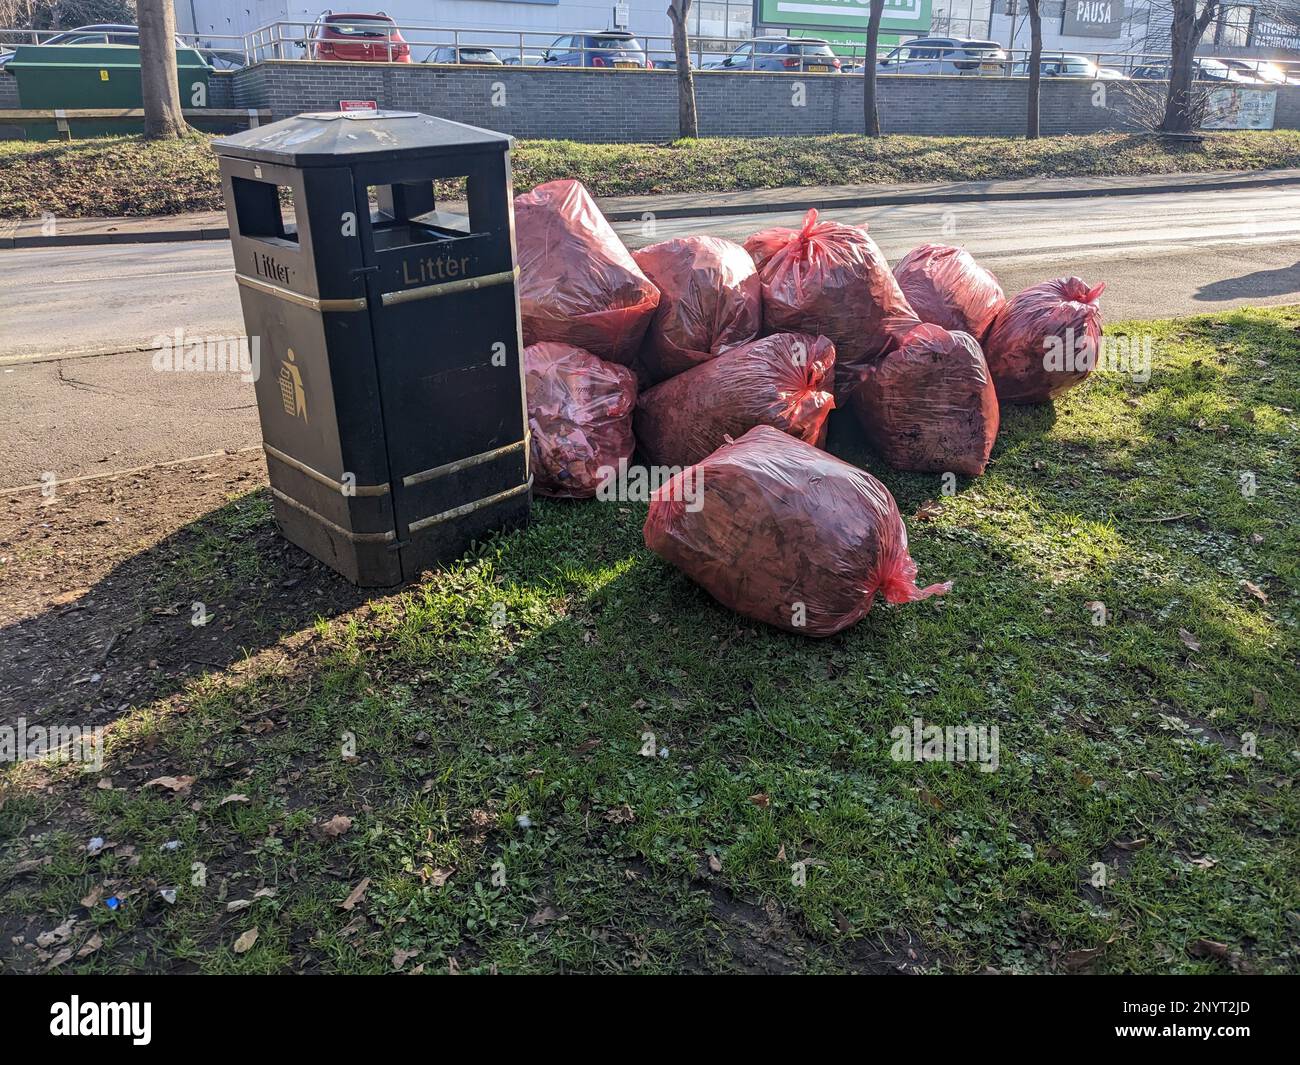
[[1274, 87, 1300, 132], [228, 61, 1300, 141], [209, 70, 233, 109], [0, 73, 19, 110]]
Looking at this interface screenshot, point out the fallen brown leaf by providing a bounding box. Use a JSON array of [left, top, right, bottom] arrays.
[[75, 933, 103, 959], [36, 917, 77, 948], [319, 814, 353, 838], [419, 866, 453, 888], [339, 877, 371, 911], [913, 499, 943, 522], [233, 928, 258, 954], [1241, 580, 1268, 604], [144, 775, 196, 795]]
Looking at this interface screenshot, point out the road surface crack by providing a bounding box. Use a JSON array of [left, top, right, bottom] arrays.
[[56, 363, 112, 394]]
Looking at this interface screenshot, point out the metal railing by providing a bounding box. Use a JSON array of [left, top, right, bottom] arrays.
[[1, 20, 1298, 83], [241, 20, 731, 70], [0, 25, 245, 57]]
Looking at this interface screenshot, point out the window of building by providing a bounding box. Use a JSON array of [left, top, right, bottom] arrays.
[[1215, 4, 1255, 47], [693, 0, 754, 42], [932, 0, 995, 38]]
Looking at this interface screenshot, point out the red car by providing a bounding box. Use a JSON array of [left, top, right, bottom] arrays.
[[305, 12, 411, 62]]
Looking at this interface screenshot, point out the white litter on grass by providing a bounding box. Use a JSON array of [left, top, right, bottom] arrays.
[[86, 837, 104, 854], [516, 813, 532, 829]]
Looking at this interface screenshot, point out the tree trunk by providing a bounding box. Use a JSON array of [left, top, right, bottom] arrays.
[[139, 0, 188, 140], [1161, 0, 1219, 133], [667, 1, 699, 139], [864, 0, 884, 137], [1026, 0, 1042, 139]]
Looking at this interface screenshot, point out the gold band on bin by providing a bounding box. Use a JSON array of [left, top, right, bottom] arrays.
[[381, 266, 517, 306], [263, 443, 390, 497], [236, 273, 367, 312], [407, 478, 533, 536], [402, 436, 528, 488]]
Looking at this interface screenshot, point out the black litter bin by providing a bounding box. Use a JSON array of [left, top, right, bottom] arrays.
[[212, 110, 531, 586]]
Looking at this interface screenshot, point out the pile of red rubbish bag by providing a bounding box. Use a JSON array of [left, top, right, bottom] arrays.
[[514, 179, 1105, 637]]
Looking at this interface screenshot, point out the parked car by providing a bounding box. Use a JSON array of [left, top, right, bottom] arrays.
[[503, 53, 546, 66], [427, 45, 503, 66], [542, 31, 651, 69], [1131, 58, 1255, 83], [0, 22, 190, 68], [877, 37, 1007, 75], [707, 37, 842, 73], [1012, 54, 1126, 80], [302, 12, 410, 62], [1215, 58, 1292, 85]]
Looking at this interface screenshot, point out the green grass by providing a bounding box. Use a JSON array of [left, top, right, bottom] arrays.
[[3, 129, 1300, 218], [2, 308, 1297, 974]]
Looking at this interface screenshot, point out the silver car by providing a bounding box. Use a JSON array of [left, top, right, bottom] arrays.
[[1012, 55, 1127, 80], [877, 37, 1007, 76]]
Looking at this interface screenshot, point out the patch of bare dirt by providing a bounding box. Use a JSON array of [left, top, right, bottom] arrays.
[[0, 451, 365, 731]]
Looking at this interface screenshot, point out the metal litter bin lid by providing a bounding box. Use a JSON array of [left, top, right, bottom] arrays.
[[212, 109, 512, 167]]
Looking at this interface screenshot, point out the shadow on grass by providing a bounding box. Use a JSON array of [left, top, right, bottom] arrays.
[[0, 490, 370, 733]]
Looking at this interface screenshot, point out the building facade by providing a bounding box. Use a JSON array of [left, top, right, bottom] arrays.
[[175, 0, 1296, 60]]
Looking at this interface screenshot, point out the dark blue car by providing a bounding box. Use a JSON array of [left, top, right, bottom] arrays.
[[541, 30, 650, 70]]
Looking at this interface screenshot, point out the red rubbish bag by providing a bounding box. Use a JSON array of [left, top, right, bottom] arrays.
[[515, 179, 660, 366], [631, 235, 763, 383], [743, 225, 795, 271], [892, 244, 1006, 341], [983, 277, 1105, 404], [635, 332, 836, 468], [524, 342, 637, 499], [852, 323, 1000, 477], [753, 209, 915, 402], [643, 425, 950, 637]]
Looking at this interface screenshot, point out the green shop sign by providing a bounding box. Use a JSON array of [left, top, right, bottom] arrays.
[[757, 0, 932, 35]]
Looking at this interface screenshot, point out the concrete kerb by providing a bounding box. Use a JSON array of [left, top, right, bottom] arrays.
[[4, 167, 1300, 248]]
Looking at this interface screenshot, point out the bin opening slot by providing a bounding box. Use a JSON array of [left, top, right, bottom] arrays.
[[231, 176, 298, 245], [366, 177, 471, 250]]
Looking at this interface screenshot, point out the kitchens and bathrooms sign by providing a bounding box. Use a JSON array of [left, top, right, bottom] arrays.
[[1061, 0, 1123, 38], [758, 0, 933, 35]]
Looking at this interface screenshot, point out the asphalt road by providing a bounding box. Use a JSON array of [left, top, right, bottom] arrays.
[[2, 185, 1298, 489]]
